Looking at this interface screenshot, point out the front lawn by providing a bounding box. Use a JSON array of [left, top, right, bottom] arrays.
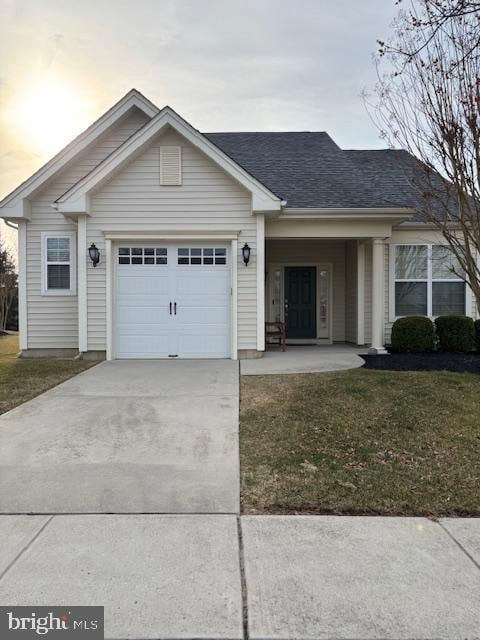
[[240, 369, 480, 516], [0, 334, 94, 414]]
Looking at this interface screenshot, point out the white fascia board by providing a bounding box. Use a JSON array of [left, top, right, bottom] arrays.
[[0, 89, 158, 211], [103, 230, 240, 241], [56, 107, 282, 213], [281, 207, 415, 218]]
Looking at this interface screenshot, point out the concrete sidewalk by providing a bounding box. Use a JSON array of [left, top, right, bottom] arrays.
[[1, 514, 479, 639]]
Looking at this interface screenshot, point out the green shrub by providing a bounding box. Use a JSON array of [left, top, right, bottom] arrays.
[[474, 319, 480, 351], [391, 316, 435, 352], [435, 315, 475, 352]]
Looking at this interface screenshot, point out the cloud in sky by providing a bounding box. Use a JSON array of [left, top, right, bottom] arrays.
[[0, 0, 399, 207]]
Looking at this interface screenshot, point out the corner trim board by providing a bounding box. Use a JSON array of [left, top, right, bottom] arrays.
[[256, 214, 265, 351], [77, 215, 88, 352], [18, 221, 28, 350]]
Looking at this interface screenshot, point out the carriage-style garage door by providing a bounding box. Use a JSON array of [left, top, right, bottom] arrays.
[[115, 243, 230, 358]]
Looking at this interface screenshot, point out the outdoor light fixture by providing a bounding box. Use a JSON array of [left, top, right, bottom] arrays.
[[242, 243, 251, 266], [88, 243, 100, 267]]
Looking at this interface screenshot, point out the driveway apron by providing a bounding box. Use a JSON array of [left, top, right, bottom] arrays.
[[0, 360, 240, 513]]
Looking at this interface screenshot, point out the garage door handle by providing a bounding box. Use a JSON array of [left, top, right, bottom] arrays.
[[169, 302, 172, 315], [174, 302, 177, 315]]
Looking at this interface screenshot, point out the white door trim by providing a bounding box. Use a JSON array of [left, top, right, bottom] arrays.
[[231, 239, 238, 360], [106, 237, 237, 360], [267, 262, 333, 344], [106, 239, 113, 360]]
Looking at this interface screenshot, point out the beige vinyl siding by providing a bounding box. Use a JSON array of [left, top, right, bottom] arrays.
[[344, 241, 357, 343], [26, 108, 150, 348], [87, 128, 256, 351], [266, 239, 346, 342]]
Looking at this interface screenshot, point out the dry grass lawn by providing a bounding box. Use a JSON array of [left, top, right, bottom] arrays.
[[240, 369, 480, 516], [0, 333, 94, 414]]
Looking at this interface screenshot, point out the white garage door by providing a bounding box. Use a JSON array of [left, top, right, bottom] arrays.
[[115, 243, 230, 358]]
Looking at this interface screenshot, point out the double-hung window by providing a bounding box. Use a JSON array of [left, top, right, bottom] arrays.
[[392, 244, 466, 318], [41, 232, 76, 295]]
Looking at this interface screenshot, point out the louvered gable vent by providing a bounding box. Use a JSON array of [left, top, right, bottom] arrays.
[[160, 146, 182, 185]]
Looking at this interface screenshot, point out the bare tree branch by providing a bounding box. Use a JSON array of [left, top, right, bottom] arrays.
[[367, 0, 480, 313]]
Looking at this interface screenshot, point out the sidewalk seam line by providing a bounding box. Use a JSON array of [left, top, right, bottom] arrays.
[[0, 515, 55, 582], [438, 521, 480, 572], [237, 516, 249, 640]]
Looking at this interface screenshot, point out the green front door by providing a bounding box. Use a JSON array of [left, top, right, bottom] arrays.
[[285, 267, 317, 339]]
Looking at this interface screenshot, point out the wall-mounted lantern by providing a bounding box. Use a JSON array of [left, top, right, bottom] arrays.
[[88, 243, 100, 267], [242, 243, 251, 266]]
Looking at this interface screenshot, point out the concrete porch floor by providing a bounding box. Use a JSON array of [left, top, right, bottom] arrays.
[[240, 344, 366, 375]]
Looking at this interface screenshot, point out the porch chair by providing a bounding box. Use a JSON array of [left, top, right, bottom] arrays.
[[265, 321, 286, 352]]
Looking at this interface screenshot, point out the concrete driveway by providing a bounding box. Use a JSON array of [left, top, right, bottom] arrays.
[[0, 360, 239, 513]]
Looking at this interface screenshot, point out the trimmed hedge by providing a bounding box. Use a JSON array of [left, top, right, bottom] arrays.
[[474, 319, 480, 351], [435, 315, 475, 352], [391, 316, 435, 353]]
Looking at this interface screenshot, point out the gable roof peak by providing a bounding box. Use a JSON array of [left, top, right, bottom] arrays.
[[0, 88, 159, 215]]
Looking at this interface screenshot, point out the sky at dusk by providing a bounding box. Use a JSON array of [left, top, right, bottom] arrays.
[[0, 0, 400, 249]]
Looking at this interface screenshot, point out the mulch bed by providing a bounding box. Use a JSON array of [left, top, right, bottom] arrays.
[[362, 351, 480, 373]]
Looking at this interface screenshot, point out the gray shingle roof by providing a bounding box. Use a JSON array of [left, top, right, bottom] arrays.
[[205, 132, 430, 217]]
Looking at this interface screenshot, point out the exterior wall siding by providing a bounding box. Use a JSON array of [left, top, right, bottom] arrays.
[[265, 239, 347, 342], [87, 128, 256, 352], [26, 108, 150, 349]]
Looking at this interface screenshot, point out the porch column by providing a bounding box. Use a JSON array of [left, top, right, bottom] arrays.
[[369, 237, 388, 354]]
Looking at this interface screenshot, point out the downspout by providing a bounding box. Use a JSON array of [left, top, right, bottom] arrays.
[[5, 220, 18, 231]]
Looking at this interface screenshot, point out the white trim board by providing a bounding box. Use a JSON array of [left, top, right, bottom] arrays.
[[77, 215, 88, 352], [17, 221, 28, 350], [256, 214, 265, 352]]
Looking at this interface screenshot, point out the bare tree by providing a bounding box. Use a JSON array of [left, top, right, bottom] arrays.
[[0, 242, 17, 331], [369, 0, 480, 313], [378, 0, 480, 65]]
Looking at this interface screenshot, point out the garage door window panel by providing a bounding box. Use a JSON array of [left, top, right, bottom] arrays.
[[177, 247, 228, 265], [118, 247, 168, 265]]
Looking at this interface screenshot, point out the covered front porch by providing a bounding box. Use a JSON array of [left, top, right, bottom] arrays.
[[264, 237, 387, 354]]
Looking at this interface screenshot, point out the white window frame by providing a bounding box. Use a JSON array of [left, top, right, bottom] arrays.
[[389, 243, 472, 320], [41, 232, 77, 296]]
